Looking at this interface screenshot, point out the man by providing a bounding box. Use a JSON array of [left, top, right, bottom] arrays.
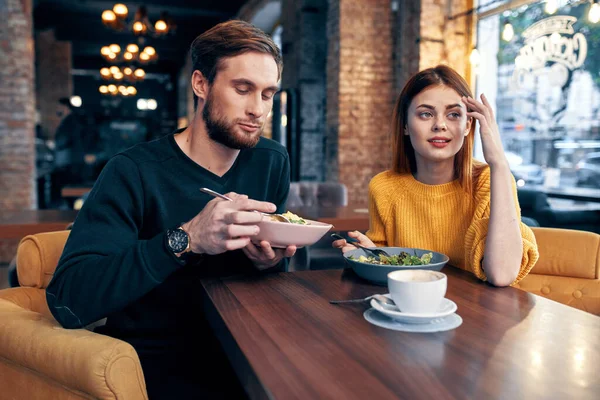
[[47, 20, 295, 398]]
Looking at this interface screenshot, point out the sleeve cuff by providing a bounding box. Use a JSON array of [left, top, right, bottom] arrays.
[[465, 219, 540, 285], [142, 231, 184, 282]]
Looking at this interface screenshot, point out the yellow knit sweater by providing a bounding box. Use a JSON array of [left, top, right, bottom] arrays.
[[366, 167, 539, 284]]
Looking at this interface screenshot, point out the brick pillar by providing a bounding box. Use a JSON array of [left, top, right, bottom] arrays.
[[0, 0, 36, 210], [0, 0, 36, 263], [418, 0, 472, 79], [35, 29, 72, 140], [281, 0, 328, 181], [327, 0, 395, 205]]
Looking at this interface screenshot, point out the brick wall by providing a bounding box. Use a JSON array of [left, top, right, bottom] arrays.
[[327, 0, 395, 206], [35, 29, 72, 139], [0, 0, 36, 262]]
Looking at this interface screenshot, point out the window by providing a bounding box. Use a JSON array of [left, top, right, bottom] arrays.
[[475, 0, 600, 192]]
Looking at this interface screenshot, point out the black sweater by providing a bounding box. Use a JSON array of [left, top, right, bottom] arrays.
[[46, 132, 290, 345]]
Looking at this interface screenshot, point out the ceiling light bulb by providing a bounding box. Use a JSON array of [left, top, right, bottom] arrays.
[[100, 46, 111, 55], [133, 21, 144, 32], [137, 99, 148, 110], [109, 66, 120, 74], [108, 52, 116, 60], [126, 44, 139, 53], [134, 69, 145, 78], [70, 96, 82, 108], [99, 85, 108, 94], [124, 67, 133, 75], [143, 46, 156, 56], [109, 44, 121, 53], [102, 10, 116, 22], [114, 72, 124, 80], [590, 2, 600, 24], [155, 20, 167, 32], [545, 0, 558, 14], [502, 21, 514, 41], [139, 52, 150, 61], [147, 99, 157, 110], [124, 52, 133, 60], [100, 67, 110, 77], [127, 86, 137, 95], [113, 4, 128, 17], [108, 84, 117, 92]]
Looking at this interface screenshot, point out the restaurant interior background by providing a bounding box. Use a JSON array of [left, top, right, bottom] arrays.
[[1, 0, 599, 265]]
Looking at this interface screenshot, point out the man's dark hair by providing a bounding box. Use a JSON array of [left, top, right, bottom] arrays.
[[190, 20, 283, 110]]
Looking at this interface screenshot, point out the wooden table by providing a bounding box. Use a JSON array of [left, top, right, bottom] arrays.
[[202, 267, 599, 400], [289, 204, 370, 232], [0, 210, 78, 240]]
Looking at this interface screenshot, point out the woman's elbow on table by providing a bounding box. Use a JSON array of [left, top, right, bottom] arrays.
[[484, 264, 520, 287]]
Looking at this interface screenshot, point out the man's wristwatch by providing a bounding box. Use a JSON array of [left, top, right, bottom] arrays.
[[166, 226, 193, 259]]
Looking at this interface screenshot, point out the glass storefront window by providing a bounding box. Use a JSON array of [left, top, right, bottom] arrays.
[[476, 0, 600, 192]]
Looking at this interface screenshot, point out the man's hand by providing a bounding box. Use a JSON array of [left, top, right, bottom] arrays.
[[181, 192, 275, 255], [243, 241, 297, 270]]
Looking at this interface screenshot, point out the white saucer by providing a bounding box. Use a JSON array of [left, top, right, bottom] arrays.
[[364, 308, 463, 333], [370, 295, 457, 324]]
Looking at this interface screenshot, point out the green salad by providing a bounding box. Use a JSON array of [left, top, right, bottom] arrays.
[[271, 211, 308, 225], [349, 251, 433, 266]]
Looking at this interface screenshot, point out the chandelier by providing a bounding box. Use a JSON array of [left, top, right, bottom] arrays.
[[100, 43, 157, 63], [101, 3, 175, 37], [100, 65, 145, 82], [99, 84, 138, 97]]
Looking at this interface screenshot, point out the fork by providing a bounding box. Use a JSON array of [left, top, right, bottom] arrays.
[[199, 188, 291, 223], [331, 233, 392, 259]]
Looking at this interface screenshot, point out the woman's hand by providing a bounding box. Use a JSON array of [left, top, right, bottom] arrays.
[[332, 231, 375, 253], [463, 94, 508, 169]]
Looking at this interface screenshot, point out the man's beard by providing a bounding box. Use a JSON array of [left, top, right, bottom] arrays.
[[202, 93, 262, 150]]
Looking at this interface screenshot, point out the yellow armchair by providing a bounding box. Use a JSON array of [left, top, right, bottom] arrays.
[[516, 227, 600, 315], [0, 231, 148, 399]]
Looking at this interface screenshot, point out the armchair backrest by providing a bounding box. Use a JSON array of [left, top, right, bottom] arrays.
[[531, 227, 600, 279], [16, 231, 70, 289]]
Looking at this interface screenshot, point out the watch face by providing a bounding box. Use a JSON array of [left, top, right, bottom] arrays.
[[168, 229, 189, 253]]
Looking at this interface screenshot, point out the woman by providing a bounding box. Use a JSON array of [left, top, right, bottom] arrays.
[[333, 65, 538, 286]]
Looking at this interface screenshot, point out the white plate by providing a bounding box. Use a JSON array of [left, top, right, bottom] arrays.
[[370, 294, 457, 324], [364, 309, 463, 333]]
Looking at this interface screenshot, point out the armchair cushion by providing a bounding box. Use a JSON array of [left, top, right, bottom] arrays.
[[0, 298, 147, 399], [530, 227, 599, 279], [16, 230, 70, 289]]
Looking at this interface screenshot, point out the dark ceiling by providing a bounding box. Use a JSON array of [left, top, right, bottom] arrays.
[[33, 0, 249, 75]]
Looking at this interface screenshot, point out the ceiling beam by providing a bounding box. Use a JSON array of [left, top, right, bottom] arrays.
[[35, 0, 235, 19]]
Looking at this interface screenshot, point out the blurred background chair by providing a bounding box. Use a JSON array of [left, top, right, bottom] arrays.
[[516, 227, 600, 315], [0, 231, 148, 399]]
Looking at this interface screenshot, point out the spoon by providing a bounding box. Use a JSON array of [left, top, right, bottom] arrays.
[[330, 294, 397, 310], [331, 233, 392, 259], [199, 188, 291, 223]]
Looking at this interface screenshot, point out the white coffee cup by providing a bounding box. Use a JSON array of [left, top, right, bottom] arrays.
[[387, 270, 447, 314]]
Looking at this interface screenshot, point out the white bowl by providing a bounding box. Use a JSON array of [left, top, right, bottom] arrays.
[[253, 217, 333, 248]]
